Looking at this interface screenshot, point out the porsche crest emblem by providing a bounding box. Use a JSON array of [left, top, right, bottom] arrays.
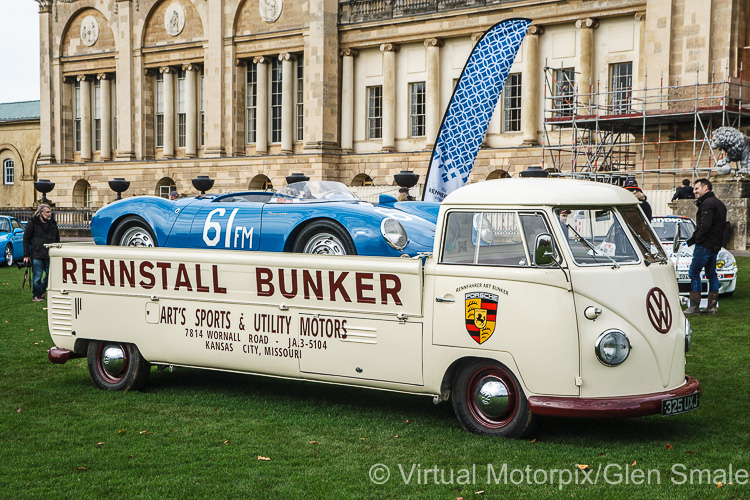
[[465, 292, 498, 344]]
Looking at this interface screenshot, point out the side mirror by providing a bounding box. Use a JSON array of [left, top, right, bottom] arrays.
[[534, 233, 556, 267], [13, 228, 23, 235], [672, 224, 681, 254]]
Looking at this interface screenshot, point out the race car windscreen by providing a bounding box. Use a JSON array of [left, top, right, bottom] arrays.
[[271, 181, 359, 203], [651, 217, 696, 242], [554, 208, 639, 265]]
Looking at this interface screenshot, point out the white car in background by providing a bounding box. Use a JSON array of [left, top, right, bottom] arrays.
[[651, 215, 737, 296]]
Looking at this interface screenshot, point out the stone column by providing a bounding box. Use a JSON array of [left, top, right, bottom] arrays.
[[38, 1, 54, 164], [99, 74, 112, 160], [161, 67, 175, 158], [304, 0, 340, 154], [522, 25, 543, 146], [184, 63, 198, 158], [340, 48, 357, 152], [79, 75, 92, 161], [204, 0, 224, 157], [116, 0, 134, 160], [280, 53, 295, 154], [380, 43, 398, 152], [254, 56, 269, 155], [575, 18, 598, 111], [425, 38, 442, 149]]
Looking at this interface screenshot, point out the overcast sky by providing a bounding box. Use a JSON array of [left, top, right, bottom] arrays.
[[0, 1, 41, 103]]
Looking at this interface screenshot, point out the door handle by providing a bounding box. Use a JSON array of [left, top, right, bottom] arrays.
[[435, 297, 455, 303]]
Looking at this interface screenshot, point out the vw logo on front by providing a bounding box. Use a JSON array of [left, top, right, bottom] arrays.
[[646, 287, 672, 333]]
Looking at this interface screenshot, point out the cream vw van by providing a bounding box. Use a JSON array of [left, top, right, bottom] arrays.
[[46, 178, 699, 438]]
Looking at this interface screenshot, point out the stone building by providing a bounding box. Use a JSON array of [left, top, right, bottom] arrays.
[[0, 101, 40, 207], [36, 0, 750, 206]]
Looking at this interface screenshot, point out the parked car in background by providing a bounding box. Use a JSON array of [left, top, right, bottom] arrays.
[[651, 215, 737, 296], [91, 181, 440, 258], [0, 215, 25, 267]]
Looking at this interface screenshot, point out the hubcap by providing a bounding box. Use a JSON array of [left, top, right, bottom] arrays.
[[473, 375, 510, 419], [119, 226, 155, 247], [5, 246, 11, 265], [303, 233, 346, 255], [100, 344, 126, 378]]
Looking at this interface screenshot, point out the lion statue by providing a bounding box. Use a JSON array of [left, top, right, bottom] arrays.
[[710, 126, 750, 175]]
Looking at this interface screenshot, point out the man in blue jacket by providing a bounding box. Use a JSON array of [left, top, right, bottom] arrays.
[[684, 179, 727, 316], [23, 204, 60, 302]]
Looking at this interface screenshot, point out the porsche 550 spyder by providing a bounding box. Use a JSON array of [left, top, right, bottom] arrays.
[[90, 181, 439, 257], [651, 215, 737, 296]]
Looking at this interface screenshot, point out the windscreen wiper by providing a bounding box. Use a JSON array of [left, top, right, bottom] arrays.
[[566, 224, 620, 269]]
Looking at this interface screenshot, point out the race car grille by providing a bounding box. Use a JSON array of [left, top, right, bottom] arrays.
[[678, 282, 707, 294], [49, 295, 74, 336]]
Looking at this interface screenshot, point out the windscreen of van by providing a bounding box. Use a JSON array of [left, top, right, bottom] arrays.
[[554, 208, 639, 265], [619, 206, 667, 264]]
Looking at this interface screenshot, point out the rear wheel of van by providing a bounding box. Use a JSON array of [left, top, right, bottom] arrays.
[[452, 359, 535, 438], [87, 340, 150, 391]]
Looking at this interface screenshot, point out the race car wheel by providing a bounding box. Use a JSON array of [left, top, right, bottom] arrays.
[[293, 221, 357, 255], [452, 359, 535, 438], [87, 340, 150, 391], [4, 245, 12, 267], [112, 217, 157, 247]]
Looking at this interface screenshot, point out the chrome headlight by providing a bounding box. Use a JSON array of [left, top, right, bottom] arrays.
[[684, 318, 692, 353], [716, 249, 735, 269], [594, 329, 631, 366], [381, 218, 407, 251]]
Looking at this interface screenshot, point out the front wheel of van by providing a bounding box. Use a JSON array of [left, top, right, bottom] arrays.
[[452, 360, 535, 438], [87, 340, 150, 391]]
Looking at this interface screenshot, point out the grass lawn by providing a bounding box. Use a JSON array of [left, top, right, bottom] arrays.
[[1, 259, 749, 499]]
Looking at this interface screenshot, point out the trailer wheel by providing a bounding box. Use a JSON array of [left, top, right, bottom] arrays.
[[452, 359, 535, 438], [87, 340, 150, 391], [111, 217, 157, 247], [293, 221, 356, 255], [4, 244, 12, 267]]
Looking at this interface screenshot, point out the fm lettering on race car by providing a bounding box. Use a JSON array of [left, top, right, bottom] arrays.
[[202, 208, 254, 249]]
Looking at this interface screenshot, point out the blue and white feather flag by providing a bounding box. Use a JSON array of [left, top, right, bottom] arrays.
[[422, 18, 530, 202]]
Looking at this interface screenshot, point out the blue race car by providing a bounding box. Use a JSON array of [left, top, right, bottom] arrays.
[[0, 215, 25, 267], [91, 181, 440, 257]]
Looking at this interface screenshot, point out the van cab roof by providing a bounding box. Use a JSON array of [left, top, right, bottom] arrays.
[[443, 178, 640, 207]]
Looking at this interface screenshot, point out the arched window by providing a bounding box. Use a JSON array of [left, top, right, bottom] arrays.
[[3, 159, 14, 185], [72, 179, 92, 207], [351, 173, 373, 186], [156, 177, 177, 198], [487, 169, 511, 180], [249, 174, 273, 191]]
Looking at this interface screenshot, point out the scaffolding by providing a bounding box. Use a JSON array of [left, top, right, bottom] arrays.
[[541, 64, 750, 189]]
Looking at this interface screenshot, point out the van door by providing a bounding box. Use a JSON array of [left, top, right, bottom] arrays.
[[430, 210, 579, 396]]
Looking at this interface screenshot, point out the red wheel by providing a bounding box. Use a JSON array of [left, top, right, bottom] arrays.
[[452, 359, 535, 437], [87, 340, 150, 391]]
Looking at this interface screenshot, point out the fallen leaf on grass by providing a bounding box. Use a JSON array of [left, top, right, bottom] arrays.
[[717, 482, 722, 488], [223, 440, 230, 444], [16, 408, 22, 413], [530, 439, 536, 443], [309, 441, 319, 445], [665, 443, 673, 450], [632, 460, 637, 466], [29, 329, 34, 331], [577, 464, 590, 470], [139, 430, 152, 435], [4, 320, 7, 323], [75, 467, 87, 471], [405, 420, 410, 423], [475, 491, 485, 495], [394, 435, 399, 438], [257, 456, 270, 461], [359, 438, 366, 441], [96, 442, 105, 446], [117, 430, 126, 434]]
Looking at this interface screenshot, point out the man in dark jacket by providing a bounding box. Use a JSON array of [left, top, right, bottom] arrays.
[[672, 179, 696, 201], [23, 204, 60, 302], [684, 179, 727, 316]]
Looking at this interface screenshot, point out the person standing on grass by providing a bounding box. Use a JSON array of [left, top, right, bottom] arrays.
[[684, 178, 727, 316], [23, 204, 60, 302]]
